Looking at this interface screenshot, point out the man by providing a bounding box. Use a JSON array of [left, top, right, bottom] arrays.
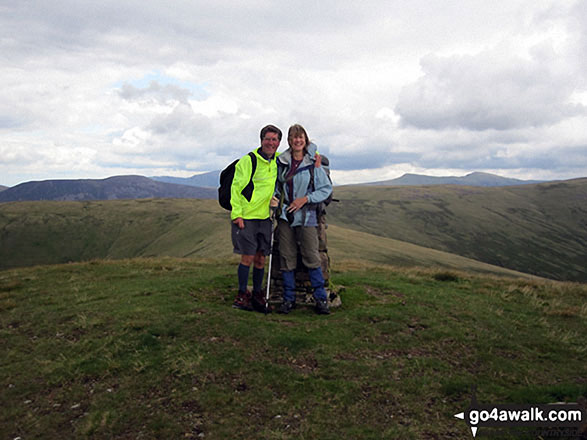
[[231, 124, 281, 312]]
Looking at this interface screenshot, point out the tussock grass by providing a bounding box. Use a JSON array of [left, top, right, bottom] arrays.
[[1, 258, 585, 439]]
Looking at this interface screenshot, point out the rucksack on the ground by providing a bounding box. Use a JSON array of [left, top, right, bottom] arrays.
[[218, 151, 257, 210]]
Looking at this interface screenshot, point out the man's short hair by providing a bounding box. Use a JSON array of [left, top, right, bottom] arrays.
[[260, 124, 282, 142]]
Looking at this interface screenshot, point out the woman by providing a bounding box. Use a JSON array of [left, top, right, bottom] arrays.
[[274, 124, 333, 315]]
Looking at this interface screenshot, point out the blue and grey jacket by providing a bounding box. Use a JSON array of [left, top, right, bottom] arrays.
[[274, 143, 333, 227]]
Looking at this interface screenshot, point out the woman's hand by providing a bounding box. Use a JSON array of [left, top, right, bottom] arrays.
[[314, 153, 322, 167], [286, 196, 308, 213]]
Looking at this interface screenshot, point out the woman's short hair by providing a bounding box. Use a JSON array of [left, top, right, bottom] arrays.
[[287, 124, 310, 149]]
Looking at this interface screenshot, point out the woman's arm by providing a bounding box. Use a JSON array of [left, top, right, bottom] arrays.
[[307, 167, 332, 204]]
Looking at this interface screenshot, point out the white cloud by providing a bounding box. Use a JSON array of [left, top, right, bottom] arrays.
[[1, 0, 586, 186], [395, 44, 584, 131]]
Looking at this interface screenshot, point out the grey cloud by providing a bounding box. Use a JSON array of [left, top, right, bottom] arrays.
[[414, 143, 587, 173], [1, 1, 370, 66], [147, 103, 210, 136], [572, 0, 587, 79], [0, 104, 41, 130], [0, 115, 26, 130], [396, 51, 585, 131], [329, 151, 419, 171], [119, 82, 192, 104]]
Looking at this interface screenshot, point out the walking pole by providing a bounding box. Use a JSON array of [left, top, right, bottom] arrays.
[[265, 209, 276, 315]]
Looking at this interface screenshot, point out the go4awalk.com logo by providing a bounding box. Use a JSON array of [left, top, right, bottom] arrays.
[[454, 392, 586, 438]]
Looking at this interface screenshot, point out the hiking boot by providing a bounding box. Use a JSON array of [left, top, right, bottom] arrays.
[[252, 290, 272, 313], [232, 290, 253, 311], [277, 300, 295, 315], [314, 299, 330, 315]]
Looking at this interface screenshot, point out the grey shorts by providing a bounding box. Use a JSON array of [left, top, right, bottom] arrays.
[[231, 218, 272, 256]]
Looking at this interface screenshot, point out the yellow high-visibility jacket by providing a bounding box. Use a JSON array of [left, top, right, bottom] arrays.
[[230, 148, 277, 221]]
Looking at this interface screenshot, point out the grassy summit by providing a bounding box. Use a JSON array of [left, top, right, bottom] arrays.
[[1, 258, 585, 439]]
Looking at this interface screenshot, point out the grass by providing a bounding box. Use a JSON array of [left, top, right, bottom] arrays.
[[1, 257, 586, 439], [327, 178, 587, 282], [0, 198, 546, 282], [327, 224, 537, 280], [0, 199, 233, 269], [3, 178, 586, 282]]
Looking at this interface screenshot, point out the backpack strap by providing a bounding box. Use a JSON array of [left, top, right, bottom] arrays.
[[241, 151, 257, 202], [301, 166, 315, 226], [281, 163, 313, 184], [305, 164, 330, 220]]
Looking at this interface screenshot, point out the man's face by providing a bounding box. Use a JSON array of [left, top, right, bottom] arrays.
[[261, 131, 281, 158]]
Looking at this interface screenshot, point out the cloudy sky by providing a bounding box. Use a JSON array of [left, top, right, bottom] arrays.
[[1, 0, 586, 186]]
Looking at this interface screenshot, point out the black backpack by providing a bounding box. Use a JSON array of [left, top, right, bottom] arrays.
[[218, 152, 257, 210]]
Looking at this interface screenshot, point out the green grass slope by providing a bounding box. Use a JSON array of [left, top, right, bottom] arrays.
[[0, 199, 234, 269], [327, 225, 538, 279], [1, 258, 585, 439], [1, 198, 540, 280], [327, 178, 587, 282]]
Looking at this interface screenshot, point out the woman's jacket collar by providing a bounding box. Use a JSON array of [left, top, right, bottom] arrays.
[[277, 143, 318, 168]]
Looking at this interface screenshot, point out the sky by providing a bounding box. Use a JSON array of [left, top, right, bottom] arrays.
[[1, 0, 586, 187]]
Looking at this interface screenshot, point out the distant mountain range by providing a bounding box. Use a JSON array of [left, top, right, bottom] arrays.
[[363, 172, 544, 187], [0, 171, 550, 203], [0, 176, 217, 202], [150, 170, 220, 188], [152, 170, 545, 188]]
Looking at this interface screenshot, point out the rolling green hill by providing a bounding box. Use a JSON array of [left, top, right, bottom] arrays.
[[326, 178, 587, 282], [327, 225, 538, 279], [1, 258, 586, 438], [1, 199, 540, 280], [1, 178, 586, 281], [0, 199, 231, 268]]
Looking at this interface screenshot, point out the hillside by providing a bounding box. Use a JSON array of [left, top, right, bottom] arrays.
[[327, 225, 536, 279], [0, 175, 216, 202], [0, 199, 229, 268], [1, 258, 585, 438], [1, 178, 586, 281], [0, 199, 536, 280], [363, 171, 543, 186], [326, 178, 587, 282]]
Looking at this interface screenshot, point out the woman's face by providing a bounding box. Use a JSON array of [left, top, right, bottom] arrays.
[[290, 133, 306, 152]]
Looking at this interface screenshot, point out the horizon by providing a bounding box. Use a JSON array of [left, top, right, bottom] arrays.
[[3, 169, 587, 190]]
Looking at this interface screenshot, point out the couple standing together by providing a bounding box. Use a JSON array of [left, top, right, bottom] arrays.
[[230, 124, 333, 315]]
